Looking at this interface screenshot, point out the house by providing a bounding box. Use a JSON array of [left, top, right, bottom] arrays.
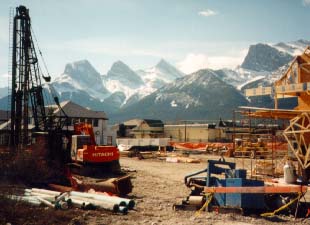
[[51, 101, 112, 145], [0, 101, 113, 146], [116, 119, 164, 138], [164, 123, 227, 142]]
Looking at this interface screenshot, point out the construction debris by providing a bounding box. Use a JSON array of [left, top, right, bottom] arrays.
[[166, 156, 200, 163], [71, 175, 133, 196], [170, 141, 233, 155], [253, 161, 275, 176], [138, 151, 156, 160]]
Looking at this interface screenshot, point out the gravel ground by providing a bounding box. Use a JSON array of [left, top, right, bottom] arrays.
[[1, 154, 310, 225], [87, 155, 310, 225]]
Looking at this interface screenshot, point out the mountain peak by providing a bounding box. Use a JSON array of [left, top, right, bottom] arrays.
[[156, 59, 170, 68], [112, 60, 127, 68], [241, 43, 293, 72], [296, 39, 310, 45], [106, 60, 144, 88], [154, 58, 184, 78], [64, 59, 98, 75], [53, 59, 109, 100], [119, 67, 248, 122]]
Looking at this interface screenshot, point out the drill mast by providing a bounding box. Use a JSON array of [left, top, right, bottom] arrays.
[[10, 5, 49, 148]]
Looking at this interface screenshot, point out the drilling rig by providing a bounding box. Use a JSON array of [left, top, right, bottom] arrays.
[[10, 5, 49, 148], [7, 5, 128, 184], [9, 5, 69, 162]]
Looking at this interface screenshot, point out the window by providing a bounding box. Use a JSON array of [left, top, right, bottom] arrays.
[[87, 118, 92, 125], [72, 118, 78, 125], [93, 119, 99, 127], [80, 118, 85, 123], [107, 136, 112, 145], [67, 118, 72, 126]]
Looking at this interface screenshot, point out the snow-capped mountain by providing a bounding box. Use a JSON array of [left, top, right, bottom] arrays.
[[50, 59, 185, 111], [241, 43, 293, 72], [104, 61, 144, 89], [102, 60, 145, 105], [103, 59, 185, 107], [0, 39, 308, 122], [226, 41, 310, 91], [113, 69, 248, 122], [136, 59, 185, 89], [52, 60, 110, 100], [274, 39, 310, 55], [211, 68, 266, 90]]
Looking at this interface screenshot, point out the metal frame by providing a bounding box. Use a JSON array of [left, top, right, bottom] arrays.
[[283, 112, 310, 169], [10, 6, 49, 148]]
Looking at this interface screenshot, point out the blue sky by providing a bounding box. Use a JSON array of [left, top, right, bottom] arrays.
[[0, 0, 309, 86]]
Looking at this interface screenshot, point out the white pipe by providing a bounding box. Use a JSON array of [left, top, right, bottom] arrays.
[[26, 191, 56, 197], [27, 190, 70, 209], [89, 192, 135, 209], [67, 197, 93, 209], [31, 188, 61, 196], [69, 195, 119, 212], [70, 191, 134, 209], [55, 192, 68, 203], [24, 192, 55, 202], [36, 196, 54, 208], [25, 188, 134, 211]]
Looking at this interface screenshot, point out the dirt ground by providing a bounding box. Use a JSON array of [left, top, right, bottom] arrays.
[[1, 154, 310, 225]]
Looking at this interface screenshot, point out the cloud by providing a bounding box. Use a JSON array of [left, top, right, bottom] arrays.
[[303, 0, 310, 5], [177, 54, 209, 74], [198, 9, 218, 17], [177, 51, 247, 74]]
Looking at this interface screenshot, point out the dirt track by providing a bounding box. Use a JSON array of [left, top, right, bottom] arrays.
[[1, 154, 310, 225]]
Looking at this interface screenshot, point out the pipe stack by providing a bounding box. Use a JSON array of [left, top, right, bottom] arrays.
[[7, 188, 136, 215]]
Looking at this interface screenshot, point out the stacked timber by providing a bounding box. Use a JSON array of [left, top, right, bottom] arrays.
[[253, 161, 274, 176]]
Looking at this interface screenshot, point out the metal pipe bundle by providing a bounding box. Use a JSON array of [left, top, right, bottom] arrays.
[[17, 188, 135, 214], [68, 195, 119, 212], [70, 191, 135, 209]]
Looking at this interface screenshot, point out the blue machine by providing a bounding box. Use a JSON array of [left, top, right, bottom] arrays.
[[225, 178, 265, 209], [184, 158, 265, 210]]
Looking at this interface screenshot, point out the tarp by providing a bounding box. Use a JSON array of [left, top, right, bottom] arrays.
[[170, 142, 233, 151], [170, 141, 287, 152]]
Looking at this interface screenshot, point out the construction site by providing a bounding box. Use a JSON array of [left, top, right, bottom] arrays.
[[1, 4, 310, 225]]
